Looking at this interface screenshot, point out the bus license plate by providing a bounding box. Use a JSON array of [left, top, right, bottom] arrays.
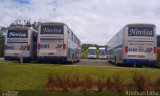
[[13, 53, 19, 56], [48, 52, 54, 56], [138, 55, 145, 58]]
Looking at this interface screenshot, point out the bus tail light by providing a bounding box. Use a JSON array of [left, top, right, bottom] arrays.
[[154, 47, 156, 53], [63, 44, 66, 50], [125, 46, 128, 53], [27, 45, 30, 50], [38, 43, 40, 49]]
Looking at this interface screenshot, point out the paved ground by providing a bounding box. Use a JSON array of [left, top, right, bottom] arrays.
[[1, 58, 158, 68], [74, 59, 115, 67], [0, 58, 4, 62]]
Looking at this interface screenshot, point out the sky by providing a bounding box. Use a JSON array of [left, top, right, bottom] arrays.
[[0, 0, 160, 45]]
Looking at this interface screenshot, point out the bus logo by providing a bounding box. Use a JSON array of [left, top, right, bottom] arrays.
[[128, 27, 154, 36], [144, 48, 153, 53], [7, 30, 28, 38], [41, 25, 64, 34]]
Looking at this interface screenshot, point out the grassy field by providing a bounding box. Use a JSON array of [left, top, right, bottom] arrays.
[[0, 61, 160, 95]]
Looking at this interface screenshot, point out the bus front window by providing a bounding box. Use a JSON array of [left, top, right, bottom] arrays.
[[99, 50, 106, 56], [88, 49, 96, 55]]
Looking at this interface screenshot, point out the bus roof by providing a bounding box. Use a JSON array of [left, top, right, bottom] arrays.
[[88, 47, 97, 49], [7, 26, 29, 30], [39, 22, 66, 26], [99, 47, 105, 50], [124, 23, 155, 28], [7, 26, 38, 32]]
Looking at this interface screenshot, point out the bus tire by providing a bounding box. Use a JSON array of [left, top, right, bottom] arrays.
[[72, 54, 74, 64], [67, 55, 74, 64], [67, 60, 73, 64], [115, 56, 118, 66]]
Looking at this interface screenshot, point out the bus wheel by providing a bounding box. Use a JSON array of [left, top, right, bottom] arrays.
[[67, 55, 74, 64], [115, 56, 118, 65], [71, 54, 74, 64]]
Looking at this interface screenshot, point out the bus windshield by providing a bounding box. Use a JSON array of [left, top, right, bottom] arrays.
[[88, 49, 96, 55], [99, 50, 106, 56]]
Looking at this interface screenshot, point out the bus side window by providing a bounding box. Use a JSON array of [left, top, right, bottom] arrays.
[[71, 31, 73, 41], [68, 30, 72, 40]]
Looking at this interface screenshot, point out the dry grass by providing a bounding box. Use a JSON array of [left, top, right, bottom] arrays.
[[132, 72, 154, 91], [45, 72, 160, 92]]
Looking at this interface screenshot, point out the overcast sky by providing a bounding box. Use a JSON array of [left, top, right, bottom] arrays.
[[0, 0, 160, 45]]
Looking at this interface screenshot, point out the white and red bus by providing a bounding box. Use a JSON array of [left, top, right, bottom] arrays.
[[37, 22, 81, 64], [88, 47, 97, 59], [4, 27, 38, 62], [107, 24, 157, 67]]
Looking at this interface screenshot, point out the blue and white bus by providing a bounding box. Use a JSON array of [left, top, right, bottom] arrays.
[[37, 22, 81, 64], [88, 47, 97, 59], [4, 27, 38, 62], [99, 47, 107, 59], [107, 24, 157, 66]]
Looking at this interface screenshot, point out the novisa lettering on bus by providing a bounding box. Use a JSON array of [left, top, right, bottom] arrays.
[[41, 26, 64, 34], [128, 27, 154, 36], [8, 31, 28, 38]]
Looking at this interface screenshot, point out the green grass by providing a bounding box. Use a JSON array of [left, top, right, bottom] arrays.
[[0, 61, 160, 95], [0, 61, 160, 90]]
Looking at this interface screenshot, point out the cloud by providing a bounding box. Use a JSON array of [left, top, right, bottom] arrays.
[[0, 0, 160, 45]]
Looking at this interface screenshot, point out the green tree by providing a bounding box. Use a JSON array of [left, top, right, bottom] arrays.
[[0, 27, 6, 57]]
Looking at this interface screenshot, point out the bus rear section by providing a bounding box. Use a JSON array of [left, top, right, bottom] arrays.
[[4, 28, 31, 62], [88, 47, 97, 59], [37, 23, 67, 62], [123, 24, 157, 66]]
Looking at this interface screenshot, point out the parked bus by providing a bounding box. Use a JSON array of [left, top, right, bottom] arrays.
[[88, 47, 97, 59], [4, 27, 38, 62], [157, 35, 160, 47], [99, 47, 107, 59], [37, 22, 81, 64], [107, 23, 157, 66]]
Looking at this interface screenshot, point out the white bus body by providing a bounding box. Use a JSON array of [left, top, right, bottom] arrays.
[[4, 27, 38, 62], [107, 24, 157, 66], [37, 22, 81, 63], [88, 47, 97, 59], [99, 47, 107, 59]]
